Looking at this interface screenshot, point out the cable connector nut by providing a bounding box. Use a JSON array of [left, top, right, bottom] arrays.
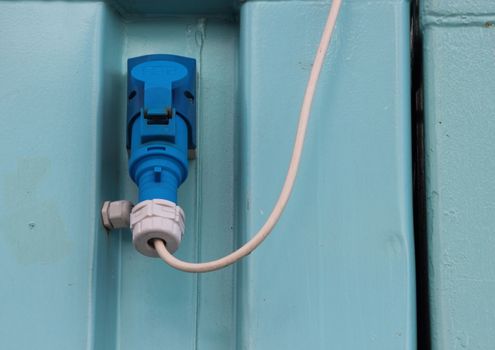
[[101, 200, 133, 230], [130, 199, 185, 257]]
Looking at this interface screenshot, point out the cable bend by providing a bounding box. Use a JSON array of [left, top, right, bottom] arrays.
[[153, 0, 343, 273]]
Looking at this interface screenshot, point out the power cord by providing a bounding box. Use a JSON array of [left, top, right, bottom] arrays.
[[153, 0, 343, 272]]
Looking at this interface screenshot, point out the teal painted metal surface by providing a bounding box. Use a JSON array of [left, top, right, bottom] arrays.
[[0, 3, 123, 349], [422, 2, 495, 349], [109, 0, 238, 16], [0, 1, 415, 349], [238, 1, 415, 349]]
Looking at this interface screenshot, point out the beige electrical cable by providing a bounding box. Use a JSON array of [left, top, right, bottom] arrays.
[[153, 0, 343, 273]]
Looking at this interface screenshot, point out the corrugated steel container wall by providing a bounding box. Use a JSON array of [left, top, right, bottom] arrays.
[[0, 1, 415, 349], [422, 1, 495, 349]]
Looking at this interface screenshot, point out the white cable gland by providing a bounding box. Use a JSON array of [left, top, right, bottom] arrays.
[[130, 199, 185, 257], [101, 200, 133, 230]]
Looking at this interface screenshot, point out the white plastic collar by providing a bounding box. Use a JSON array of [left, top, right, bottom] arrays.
[[130, 199, 185, 257]]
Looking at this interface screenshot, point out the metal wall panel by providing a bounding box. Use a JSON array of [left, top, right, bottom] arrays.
[[422, 1, 495, 349], [0, 1, 415, 349], [238, 1, 415, 349]]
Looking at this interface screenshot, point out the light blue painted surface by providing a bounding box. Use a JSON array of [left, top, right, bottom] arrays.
[[423, 0, 495, 17], [238, 1, 415, 349], [109, 0, 238, 16], [422, 2, 495, 349], [0, 3, 123, 349], [0, 1, 415, 349]]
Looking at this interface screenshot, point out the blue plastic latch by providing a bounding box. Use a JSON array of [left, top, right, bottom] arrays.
[[127, 54, 196, 203]]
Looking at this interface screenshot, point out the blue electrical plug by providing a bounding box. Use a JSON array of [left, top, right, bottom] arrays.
[[126, 54, 196, 257], [127, 54, 196, 203]]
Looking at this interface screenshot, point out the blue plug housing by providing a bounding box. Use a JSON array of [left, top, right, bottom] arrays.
[[127, 54, 196, 203]]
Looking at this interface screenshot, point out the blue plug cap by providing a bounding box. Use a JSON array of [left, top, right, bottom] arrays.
[[127, 54, 196, 203]]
